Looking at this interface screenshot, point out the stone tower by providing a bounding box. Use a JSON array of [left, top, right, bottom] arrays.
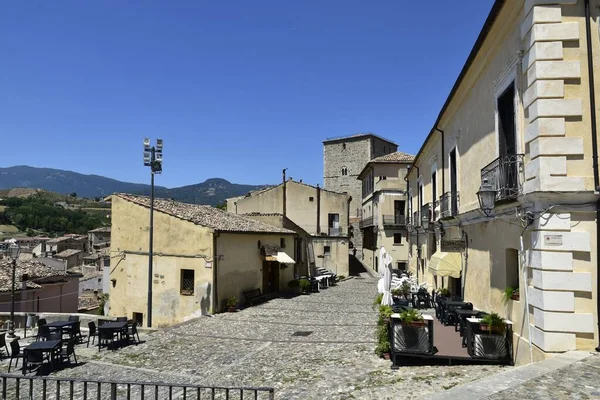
[[323, 133, 397, 254]]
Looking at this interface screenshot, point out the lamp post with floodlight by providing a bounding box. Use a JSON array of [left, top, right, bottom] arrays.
[[143, 138, 163, 328], [7, 240, 20, 340]]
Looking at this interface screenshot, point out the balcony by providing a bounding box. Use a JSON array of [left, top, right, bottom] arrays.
[[440, 191, 459, 218], [382, 214, 406, 227], [359, 216, 375, 229], [480, 154, 524, 203]]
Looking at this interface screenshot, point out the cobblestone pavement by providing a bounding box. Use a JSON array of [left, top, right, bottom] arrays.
[[0, 276, 508, 399], [489, 353, 600, 400]]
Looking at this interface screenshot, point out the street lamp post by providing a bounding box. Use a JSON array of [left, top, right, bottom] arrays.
[[7, 241, 20, 340], [143, 138, 163, 328]]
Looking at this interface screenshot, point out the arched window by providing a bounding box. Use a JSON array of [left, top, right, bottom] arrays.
[[341, 167, 348, 176]]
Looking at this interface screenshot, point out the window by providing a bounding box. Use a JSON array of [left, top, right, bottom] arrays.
[[324, 246, 331, 255], [498, 83, 516, 157], [328, 213, 340, 236], [506, 248, 519, 289], [393, 233, 402, 244], [280, 238, 286, 248], [341, 167, 348, 176], [295, 238, 303, 262], [180, 269, 195, 295], [309, 196, 314, 202]]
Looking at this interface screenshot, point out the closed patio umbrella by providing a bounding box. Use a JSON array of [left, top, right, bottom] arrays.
[[380, 247, 394, 306]]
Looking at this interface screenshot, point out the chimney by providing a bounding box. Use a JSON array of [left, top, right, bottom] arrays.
[[316, 184, 321, 234]]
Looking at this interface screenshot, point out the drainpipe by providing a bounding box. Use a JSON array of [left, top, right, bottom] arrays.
[[316, 184, 321, 235], [282, 169, 288, 217], [584, 0, 600, 352], [346, 196, 352, 239], [213, 233, 219, 313]]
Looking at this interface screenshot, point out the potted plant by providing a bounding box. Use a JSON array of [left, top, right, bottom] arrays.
[[401, 282, 412, 299], [439, 288, 451, 298], [299, 279, 310, 294], [372, 293, 383, 310], [391, 288, 402, 297], [378, 305, 394, 325], [399, 308, 425, 327], [226, 296, 237, 312], [502, 287, 519, 303], [392, 308, 431, 354], [338, 275, 346, 281], [480, 312, 506, 333], [375, 320, 391, 359]]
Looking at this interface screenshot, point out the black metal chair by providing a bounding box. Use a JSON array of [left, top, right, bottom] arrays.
[[37, 318, 47, 327], [116, 317, 128, 322], [98, 329, 117, 351], [126, 322, 140, 345], [60, 340, 78, 366], [0, 333, 9, 359], [23, 349, 49, 375], [36, 325, 51, 342], [87, 321, 98, 347], [68, 316, 79, 322], [8, 341, 23, 372], [49, 333, 62, 342]]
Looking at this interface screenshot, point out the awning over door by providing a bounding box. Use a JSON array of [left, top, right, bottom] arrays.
[[264, 252, 295, 264], [428, 251, 462, 278]]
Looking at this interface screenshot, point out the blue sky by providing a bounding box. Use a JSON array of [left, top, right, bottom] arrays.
[[0, 0, 494, 188]]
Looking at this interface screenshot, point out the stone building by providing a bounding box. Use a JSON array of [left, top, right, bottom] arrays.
[[109, 193, 296, 327], [323, 133, 397, 254], [406, 0, 600, 364], [357, 152, 414, 273], [227, 179, 351, 277]]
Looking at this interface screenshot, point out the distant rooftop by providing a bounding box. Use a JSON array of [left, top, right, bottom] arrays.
[[0, 258, 69, 292], [55, 249, 83, 258], [369, 151, 415, 163], [114, 194, 295, 234], [89, 227, 111, 233], [323, 132, 397, 145]]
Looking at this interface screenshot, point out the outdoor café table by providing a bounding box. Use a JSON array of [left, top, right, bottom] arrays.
[[44, 321, 76, 339], [98, 321, 128, 348], [441, 300, 467, 325], [22, 339, 62, 374]]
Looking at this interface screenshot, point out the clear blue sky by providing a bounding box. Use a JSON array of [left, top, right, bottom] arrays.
[[0, 0, 494, 188]]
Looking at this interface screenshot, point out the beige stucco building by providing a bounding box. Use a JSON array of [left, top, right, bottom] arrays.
[[357, 152, 414, 273], [227, 179, 351, 277], [109, 194, 296, 327], [406, 0, 600, 365]]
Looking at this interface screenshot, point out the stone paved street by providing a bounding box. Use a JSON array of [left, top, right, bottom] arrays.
[[488, 353, 600, 400], [0, 276, 508, 399]]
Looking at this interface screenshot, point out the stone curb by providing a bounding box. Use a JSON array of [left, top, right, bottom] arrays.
[[425, 350, 593, 400]]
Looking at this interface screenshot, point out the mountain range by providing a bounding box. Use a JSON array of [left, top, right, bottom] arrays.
[[0, 166, 269, 206]]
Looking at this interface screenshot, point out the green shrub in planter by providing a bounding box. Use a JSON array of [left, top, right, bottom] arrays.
[[372, 293, 383, 310], [401, 282, 412, 298], [480, 312, 506, 333], [391, 288, 402, 297], [399, 308, 424, 325], [299, 279, 310, 293], [439, 288, 451, 297]]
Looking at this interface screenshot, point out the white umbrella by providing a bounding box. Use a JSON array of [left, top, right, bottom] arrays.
[[380, 247, 394, 306]]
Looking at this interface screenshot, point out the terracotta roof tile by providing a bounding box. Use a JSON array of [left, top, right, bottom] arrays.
[[369, 151, 415, 163], [0, 258, 68, 292], [115, 194, 295, 234]]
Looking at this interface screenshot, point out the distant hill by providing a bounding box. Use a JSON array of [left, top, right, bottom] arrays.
[[0, 166, 269, 206]]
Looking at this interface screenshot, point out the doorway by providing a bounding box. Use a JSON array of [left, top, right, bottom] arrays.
[[262, 261, 280, 294], [497, 82, 518, 198]]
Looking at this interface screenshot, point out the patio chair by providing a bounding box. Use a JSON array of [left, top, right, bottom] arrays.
[[0, 333, 9, 359], [126, 322, 140, 345], [98, 328, 118, 351], [36, 325, 51, 342], [49, 333, 62, 342], [116, 317, 128, 322], [87, 321, 98, 347], [23, 349, 49, 375], [8, 341, 23, 372], [60, 340, 78, 366], [69, 321, 83, 342]]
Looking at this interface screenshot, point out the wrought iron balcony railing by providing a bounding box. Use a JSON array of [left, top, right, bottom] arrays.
[[480, 154, 525, 203], [440, 191, 459, 218], [382, 215, 406, 227], [359, 216, 375, 229]]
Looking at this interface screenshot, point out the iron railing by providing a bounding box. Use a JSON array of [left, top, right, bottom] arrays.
[[382, 215, 406, 227], [0, 374, 275, 399], [359, 216, 374, 229], [465, 319, 514, 365], [480, 154, 524, 203], [440, 191, 459, 218]]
